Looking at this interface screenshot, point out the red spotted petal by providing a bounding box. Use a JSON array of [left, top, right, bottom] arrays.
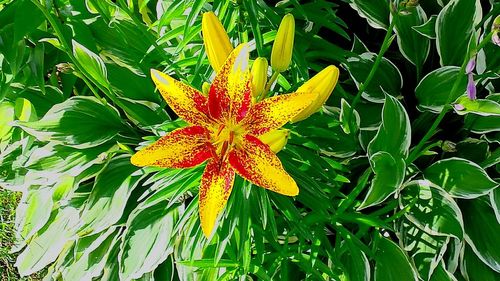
[[199, 158, 235, 237], [208, 44, 252, 122], [242, 91, 317, 136], [131, 126, 215, 168], [151, 69, 211, 126], [228, 135, 298, 196]]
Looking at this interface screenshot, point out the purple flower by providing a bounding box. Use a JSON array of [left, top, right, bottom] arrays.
[[467, 73, 476, 100], [493, 32, 500, 47], [466, 58, 476, 74]]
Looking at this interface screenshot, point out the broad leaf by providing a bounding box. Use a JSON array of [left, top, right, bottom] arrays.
[[374, 236, 418, 281], [412, 15, 437, 39], [415, 66, 467, 112], [349, 0, 390, 30], [424, 158, 498, 199], [16, 96, 125, 148], [393, 6, 430, 68], [72, 40, 110, 88], [436, 0, 482, 66]]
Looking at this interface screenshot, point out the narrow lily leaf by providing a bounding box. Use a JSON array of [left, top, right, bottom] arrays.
[[400, 180, 464, 239], [436, 0, 482, 66], [374, 236, 418, 281], [461, 198, 500, 272], [415, 66, 467, 113], [424, 158, 498, 199]]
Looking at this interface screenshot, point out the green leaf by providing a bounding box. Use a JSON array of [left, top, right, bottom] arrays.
[[415, 66, 467, 112], [374, 236, 418, 281], [345, 53, 402, 103], [461, 198, 500, 272], [62, 228, 119, 281], [349, 0, 390, 30], [340, 98, 360, 135], [359, 151, 405, 209], [368, 94, 411, 158], [412, 15, 437, 39], [401, 180, 464, 239], [461, 245, 500, 281], [491, 188, 500, 224], [454, 95, 500, 116], [393, 6, 430, 68], [429, 262, 457, 281], [78, 155, 140, 236], [436, 0, 482, 66], [0, 101, 15, 140], [15, 206, 80, 276], [424, 158, 498, 199], [16, 96, 125, 148], [72, 40, 110, 88], [13, 0, 45, 42], [339, 242, 370, 281], [118, 201, 179, 280]]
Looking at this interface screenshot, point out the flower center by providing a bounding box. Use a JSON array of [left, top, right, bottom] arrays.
[[211, 121, 244, 159]]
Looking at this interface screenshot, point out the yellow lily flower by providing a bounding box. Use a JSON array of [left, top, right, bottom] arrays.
[[259, 129, 289, 153], [251, 57, 268, 98], [132, 44, 317, 237], [202, 11, 233, 72], [291, 65, 340, 122], [271, 14, 295, 72]]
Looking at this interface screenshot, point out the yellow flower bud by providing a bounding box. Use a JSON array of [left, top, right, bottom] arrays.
[[202, 82, 211, 95], [291, 65, 340, 122], [271, 14, 295, 72], [259, 129, 289, 153], [202, 12, 233, 72], [251, 57, 268, 98]]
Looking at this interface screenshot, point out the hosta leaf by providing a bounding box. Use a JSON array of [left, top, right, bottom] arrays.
[[436, 0, 482, 66], [429, 262, 457, 281], [62, 228, 119, 281], [461, 198, 500, 273], [339, 242, 370, 281], [13, 0, 45, 42], [393, 6, 430, 68], [400, 180, 464, 239], [461, 245, 500, 281], [491, 188, 500, 224], [78, 155, 141, 236], [415, 66, 467, 113], [412, 15, 437, 39], [374, 236, 418, 281], [72, 40, 109, 88], [16, 96, 125, 148], [424, 158, 498, 199], [360, 151, 405, 209], [119, 200, 179, 280], [349, 0, 390, 30], [0, 101, 15, 141], [368, 94, 411, 158], [345, 53, 402, 103], [454, 95, 500, 116], [15, 206, 80, 276]]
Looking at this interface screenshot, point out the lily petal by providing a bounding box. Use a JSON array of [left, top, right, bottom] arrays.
[[199, 158, 235, 238], [151, 69, 211, 126], [229, 135, 298, 196], [131, 126, 215, 168], [242, 91, 317, 136], [208, 44, 251, 122]]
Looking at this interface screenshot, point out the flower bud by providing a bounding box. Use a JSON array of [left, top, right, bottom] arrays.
[[202, 12, 233, 72], [251, 57, 268, 98], [259, 129, 289, 153], [291, 65, 340, 122], [202, 82, 211, 95], [492, 15, 500, 47], [271, 14, 295, 72]]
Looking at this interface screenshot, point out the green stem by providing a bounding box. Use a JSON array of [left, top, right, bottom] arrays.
[[407, 30, 495, 164], [351, 19, 396, 108], [263, 71, 280, 97]]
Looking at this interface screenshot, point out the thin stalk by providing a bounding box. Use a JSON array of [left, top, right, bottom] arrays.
[[351, 19, 397, 109], [263, 71, 280, 97]]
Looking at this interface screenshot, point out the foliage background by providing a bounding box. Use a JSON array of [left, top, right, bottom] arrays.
[[0, 0, 499, 280]]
